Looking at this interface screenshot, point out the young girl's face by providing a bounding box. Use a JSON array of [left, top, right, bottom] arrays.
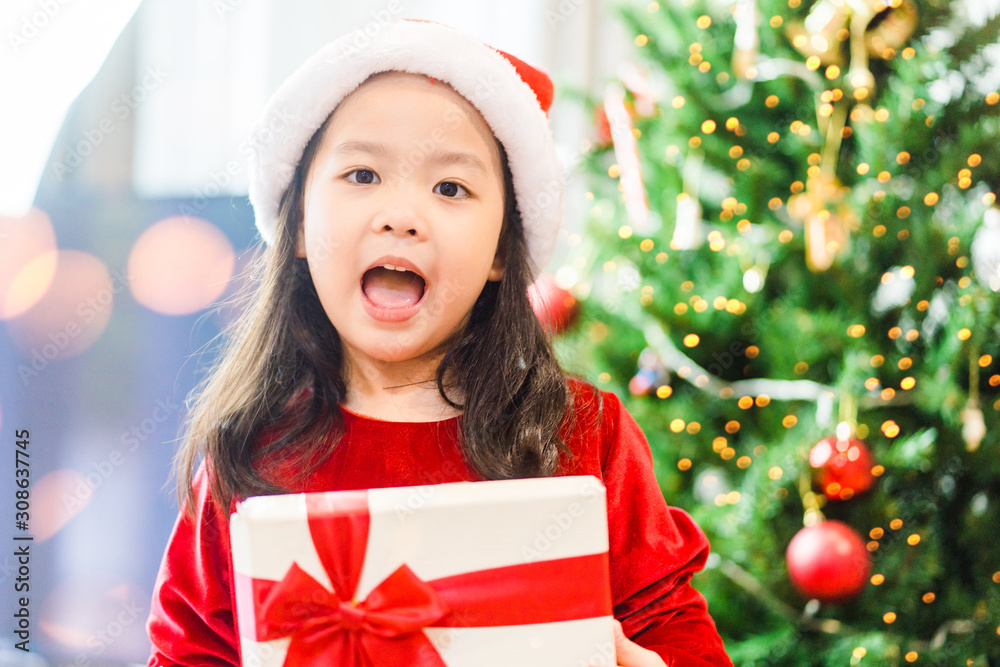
[[297, 71, 506, 371]]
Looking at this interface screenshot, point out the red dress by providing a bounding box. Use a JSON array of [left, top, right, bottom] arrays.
[[145, 380, 733, 666]]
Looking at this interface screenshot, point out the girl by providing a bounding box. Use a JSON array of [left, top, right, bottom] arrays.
[[146, 19, 732, 667]]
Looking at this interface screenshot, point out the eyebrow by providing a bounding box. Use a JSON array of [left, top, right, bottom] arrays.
[[330, 140, 490, 176]]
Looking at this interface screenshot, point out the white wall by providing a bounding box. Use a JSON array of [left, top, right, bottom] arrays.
[[128, 0, 638, 256]]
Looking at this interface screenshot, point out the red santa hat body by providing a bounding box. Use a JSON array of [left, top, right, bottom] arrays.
[[247, 19, 563, 279]]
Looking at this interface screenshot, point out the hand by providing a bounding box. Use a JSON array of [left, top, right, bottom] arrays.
[[596, 619, 667, 667]]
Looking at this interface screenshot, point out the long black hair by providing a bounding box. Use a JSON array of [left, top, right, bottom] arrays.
[[174, 74, 589, 514]]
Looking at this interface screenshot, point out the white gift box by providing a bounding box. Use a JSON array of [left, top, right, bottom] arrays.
[[230, 475, 616, 667]]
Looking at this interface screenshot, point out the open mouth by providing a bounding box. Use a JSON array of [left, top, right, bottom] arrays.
[[361, 265, 427, 309]]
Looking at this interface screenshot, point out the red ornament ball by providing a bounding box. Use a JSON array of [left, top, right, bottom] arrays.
[[528, 274, 579, 335], [809, 435, 875, 501], [786, 521, 871, 603]]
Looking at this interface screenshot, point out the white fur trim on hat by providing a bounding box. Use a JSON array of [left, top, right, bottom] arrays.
[[246, 20, 563, 279]]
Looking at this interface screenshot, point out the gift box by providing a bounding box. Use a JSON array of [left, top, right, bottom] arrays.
[[230, 475, 615, 667]]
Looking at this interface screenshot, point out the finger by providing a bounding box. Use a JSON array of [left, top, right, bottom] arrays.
[[611, 619, 667, 667]]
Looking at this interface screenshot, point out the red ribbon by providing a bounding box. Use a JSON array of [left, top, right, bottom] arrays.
[[235, 490, 611, 666]]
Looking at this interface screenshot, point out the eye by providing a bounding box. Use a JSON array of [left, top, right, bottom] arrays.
[[345, 169, 380, 185], [434, 181, 469, 198]]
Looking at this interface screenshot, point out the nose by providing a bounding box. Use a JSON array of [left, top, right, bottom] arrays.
[[371, 201, 426, 239]]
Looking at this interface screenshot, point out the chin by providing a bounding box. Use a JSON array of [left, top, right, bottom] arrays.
[[344, 336, 436, 365]]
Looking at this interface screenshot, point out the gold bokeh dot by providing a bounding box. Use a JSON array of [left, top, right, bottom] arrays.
[[0, 208, 60, 320]]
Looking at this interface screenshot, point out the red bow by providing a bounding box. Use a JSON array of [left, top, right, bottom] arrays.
[[235, 490, 611, 666], [256, 561, 450, 666]]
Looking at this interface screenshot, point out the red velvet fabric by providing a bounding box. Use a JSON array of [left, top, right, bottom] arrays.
[[145, 380, 733, 666]]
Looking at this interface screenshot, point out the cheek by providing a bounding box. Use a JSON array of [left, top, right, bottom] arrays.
[[301, 199, 352, 268], [304, 228, 346, 268]]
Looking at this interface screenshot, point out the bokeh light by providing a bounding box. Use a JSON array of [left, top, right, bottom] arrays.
[[6, 250, 113, 362], [30, 469, 93, 542], [127, 216, 235, 315], [40, 573, 149, 659], [0, 207, 57, 319]]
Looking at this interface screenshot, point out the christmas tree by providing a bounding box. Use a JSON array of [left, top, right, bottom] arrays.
[[554, 0, 1000, 664]]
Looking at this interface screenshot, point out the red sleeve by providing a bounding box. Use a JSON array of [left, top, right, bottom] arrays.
[[601, 391, 733, 667], [146, 461, 241, 667]]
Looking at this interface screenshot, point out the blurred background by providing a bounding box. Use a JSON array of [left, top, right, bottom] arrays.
[[0, 1, 633, 664], [3, 0, 1000, 665]]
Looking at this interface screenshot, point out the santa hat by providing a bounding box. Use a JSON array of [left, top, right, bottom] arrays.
[[247, 19, 563, 279]]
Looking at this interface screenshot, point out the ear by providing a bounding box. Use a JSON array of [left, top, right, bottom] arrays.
[[488, 243, 505, 281], [295, 219, 307, 258]]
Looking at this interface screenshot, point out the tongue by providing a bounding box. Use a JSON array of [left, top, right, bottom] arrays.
[[362, 267, 425, 308]]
